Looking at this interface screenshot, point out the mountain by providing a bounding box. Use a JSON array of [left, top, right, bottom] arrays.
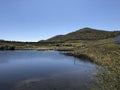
[[46, 27, 120, 42]]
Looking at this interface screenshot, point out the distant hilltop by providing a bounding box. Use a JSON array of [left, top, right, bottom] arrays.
[[0, 27, 120, 43], [44, 27, 120, 42]]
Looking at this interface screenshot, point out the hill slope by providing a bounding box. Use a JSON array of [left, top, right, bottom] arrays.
[[46, 27, 120, 42]]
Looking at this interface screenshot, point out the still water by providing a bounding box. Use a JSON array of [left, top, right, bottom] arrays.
[[0, 50, 97, 90]]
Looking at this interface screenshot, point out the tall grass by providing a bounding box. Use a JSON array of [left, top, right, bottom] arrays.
[[69, 39, 120, 90]]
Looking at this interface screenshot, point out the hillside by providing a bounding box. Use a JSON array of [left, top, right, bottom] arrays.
[[46, 27, 120, 42]]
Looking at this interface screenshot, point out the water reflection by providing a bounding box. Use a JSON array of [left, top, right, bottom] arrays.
[[0, 50, 97, 90]]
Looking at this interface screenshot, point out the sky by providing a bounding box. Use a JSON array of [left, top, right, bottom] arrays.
[[0, 0, 120, 41]]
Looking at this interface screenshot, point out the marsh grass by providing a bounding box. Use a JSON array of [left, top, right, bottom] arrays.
[[68, 38, 120, 90]]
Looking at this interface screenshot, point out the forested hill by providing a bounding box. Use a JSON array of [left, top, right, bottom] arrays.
[[46, 27, 120, 42]]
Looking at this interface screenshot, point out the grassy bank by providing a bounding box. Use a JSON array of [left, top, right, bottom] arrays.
[[39, 38, 120, 90], [64, 38, 120, 90]]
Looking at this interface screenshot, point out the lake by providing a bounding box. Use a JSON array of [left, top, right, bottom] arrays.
[[0, 50, 97, 90]]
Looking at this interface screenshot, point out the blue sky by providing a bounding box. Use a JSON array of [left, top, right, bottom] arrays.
[[0, 0, 120, 41]]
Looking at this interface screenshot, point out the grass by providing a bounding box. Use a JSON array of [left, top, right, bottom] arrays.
[[65, 38, 120, 90], [41, 37, 120, 90]]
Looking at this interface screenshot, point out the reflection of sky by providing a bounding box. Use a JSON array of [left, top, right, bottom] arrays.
[[0, 51, 11, 64], [0, 51, 97, 90]]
